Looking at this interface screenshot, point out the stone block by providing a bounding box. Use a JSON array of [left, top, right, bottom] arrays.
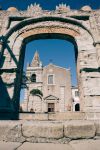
[[81, 71, 100, 78], [81, 6, 92, 11], [70, 139, 100, 150], [0, 141, 21, 150], [83, 107, 100, 113], [22, 122, 63, 139], [84, 96, 100, 107], [82, 78, 100, 96], [64, 121, 96, 139], [48, 112, 85, 120], [0, 121, 25, 142], [19, 113, 48, 120], [18, 143, 73, 150]]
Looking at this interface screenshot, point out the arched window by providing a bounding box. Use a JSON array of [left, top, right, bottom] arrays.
[[30, 74, 36, 82], [75, 103, 80, 111], [48, 75, 54, 84]]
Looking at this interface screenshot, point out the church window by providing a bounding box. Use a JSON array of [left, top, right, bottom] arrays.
[[48, 75, 54, 84], [31, 74, 36, 82], [75, 91, 79, 97]]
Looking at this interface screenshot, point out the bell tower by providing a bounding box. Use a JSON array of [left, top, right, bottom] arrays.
[[22, 51, 43, 111], [31, 50, 42, 67]]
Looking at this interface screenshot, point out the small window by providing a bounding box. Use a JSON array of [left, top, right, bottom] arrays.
[[75, 91, 79, 97], [31, 74, 36, 82], [48, 75, 53, 84]]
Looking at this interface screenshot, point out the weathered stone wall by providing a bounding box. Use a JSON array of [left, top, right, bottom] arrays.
[[19, 112, 100, 120], [0, 120, 100, 143], [0, 4, 100, 118], [19, 112, 85, 120]]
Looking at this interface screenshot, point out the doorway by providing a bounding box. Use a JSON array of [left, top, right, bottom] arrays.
[[75, 103, 80, 111], [48, 103, 55, 112]]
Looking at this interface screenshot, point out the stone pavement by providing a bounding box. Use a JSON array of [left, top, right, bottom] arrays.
[[0, 140, 100, 150]]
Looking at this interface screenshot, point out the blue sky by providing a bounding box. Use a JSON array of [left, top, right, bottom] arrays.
[[0, 0, 99, 101], [25, 39, 76, 84], [0, 0, 99, 10]]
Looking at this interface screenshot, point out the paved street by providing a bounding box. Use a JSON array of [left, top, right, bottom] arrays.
[[0, 140, 100, 150]]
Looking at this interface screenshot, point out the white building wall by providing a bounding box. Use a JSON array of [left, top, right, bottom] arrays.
[[59, 86, 65, 112], [72, 87, 80, 111]]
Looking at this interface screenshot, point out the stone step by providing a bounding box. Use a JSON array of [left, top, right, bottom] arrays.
[[1, 140, 100, 150], [0, 120, 100, 143]]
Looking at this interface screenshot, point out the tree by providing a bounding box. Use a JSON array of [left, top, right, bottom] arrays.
[[30, 89, 43, 98]]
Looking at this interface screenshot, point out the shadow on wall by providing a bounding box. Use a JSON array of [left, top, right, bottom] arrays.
[[0, 36, 19, 120], [0, 77, 18, 120]]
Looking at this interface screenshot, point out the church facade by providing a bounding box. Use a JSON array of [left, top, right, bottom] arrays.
[[21, 51, 75, 113]]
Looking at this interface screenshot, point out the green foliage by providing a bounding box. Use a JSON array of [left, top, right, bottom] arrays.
[[30, 89, 43, 97]]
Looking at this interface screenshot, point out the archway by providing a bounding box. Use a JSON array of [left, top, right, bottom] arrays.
[[0, 11, 99, 119], [15, 32, 79, 113], [75, 103, 80, 111], [20, 38, 77, 113]]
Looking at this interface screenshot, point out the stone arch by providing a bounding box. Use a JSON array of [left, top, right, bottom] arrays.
[[5, 16, 93, 39], [0, 14, 99, 119]]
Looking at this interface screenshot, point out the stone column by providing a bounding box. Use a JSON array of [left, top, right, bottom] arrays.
[[76, 31, 100, 114]]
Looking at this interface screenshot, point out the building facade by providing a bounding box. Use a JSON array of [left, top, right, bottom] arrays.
[[71, 86, 80, 111], [21, 51, 74, 113]]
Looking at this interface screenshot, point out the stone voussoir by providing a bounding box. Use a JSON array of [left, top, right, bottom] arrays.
[[64, 120, 96, 139], [22, 122, 64, 139]]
